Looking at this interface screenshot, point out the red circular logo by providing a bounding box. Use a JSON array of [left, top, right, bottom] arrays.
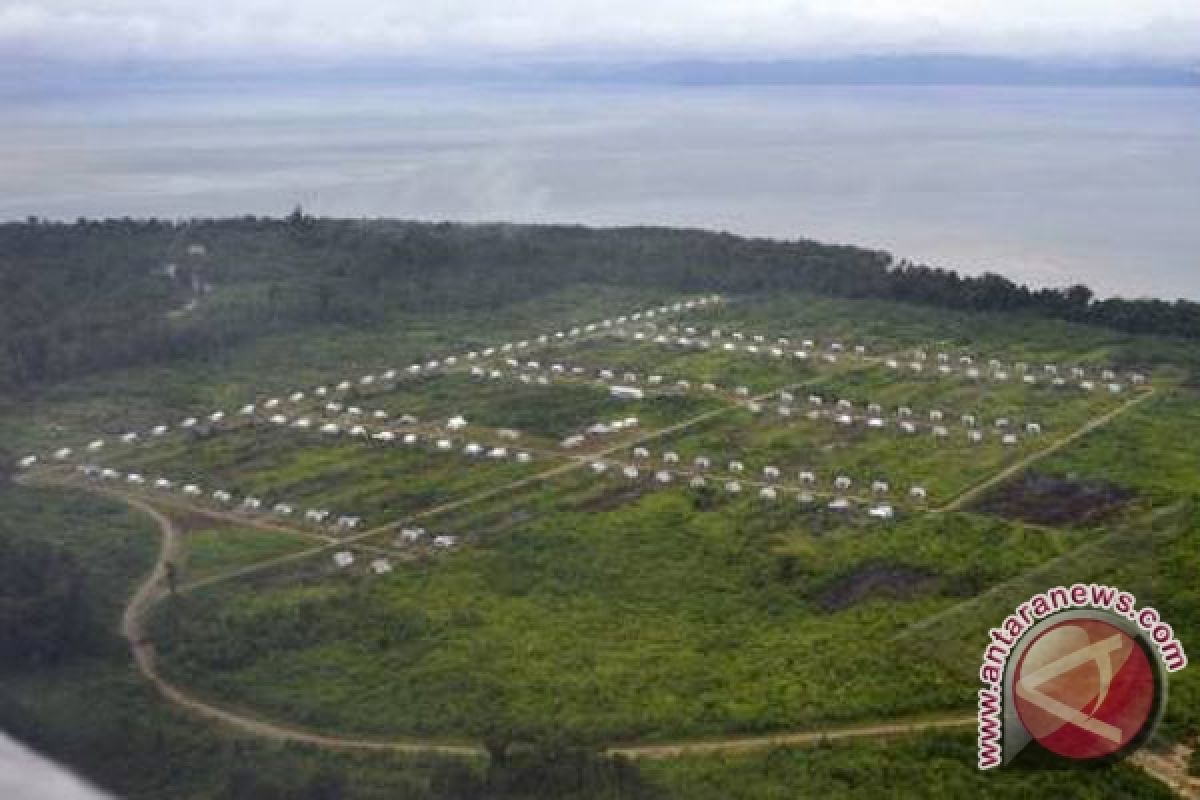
[[1013, 618, 1157, 760]]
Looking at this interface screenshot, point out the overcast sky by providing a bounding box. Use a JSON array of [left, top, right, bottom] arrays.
[[4, 0, 1200, 64]]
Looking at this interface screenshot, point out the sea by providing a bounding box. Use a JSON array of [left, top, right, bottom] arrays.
[[3, 83, 1198, 300]]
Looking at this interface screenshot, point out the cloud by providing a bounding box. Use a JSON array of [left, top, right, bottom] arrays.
[[3, 0, 1199, 63]]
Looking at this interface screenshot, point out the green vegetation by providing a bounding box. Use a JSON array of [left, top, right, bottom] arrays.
[[4, 239, 1200, 799], [148, 485, 1083, 744], [179, 519, 315, 582], [641, 732, 1174, 799], [6, 216, 1200, 395]]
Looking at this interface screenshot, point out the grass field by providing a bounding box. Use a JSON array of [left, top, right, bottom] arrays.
[[6, 286, 1200, 796]]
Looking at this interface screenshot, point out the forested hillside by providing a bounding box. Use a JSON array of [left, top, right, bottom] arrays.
[[4, 212, 1200, 392]]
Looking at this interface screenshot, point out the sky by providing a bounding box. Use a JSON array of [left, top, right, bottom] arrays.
[[4, 0, 1200, 65]]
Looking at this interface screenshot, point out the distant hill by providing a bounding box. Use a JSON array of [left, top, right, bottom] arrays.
[[9, 54, 1199, 98], [551, 55, 1200, 87]]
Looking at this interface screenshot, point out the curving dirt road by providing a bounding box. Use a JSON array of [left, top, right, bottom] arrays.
[[94, 484, 1192, 799]]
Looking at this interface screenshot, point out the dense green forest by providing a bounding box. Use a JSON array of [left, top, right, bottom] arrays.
[[4, 213, 1200, 391]]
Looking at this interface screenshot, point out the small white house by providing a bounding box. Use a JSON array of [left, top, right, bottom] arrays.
[[763, 465, 781, 480], [152, 425, 170, 436], [333, 551, 355, 569], [909, 486, 928, 500], [447, 415, 468, 431], [436, 439, 453, 451], [828, 497, 851, 511], [623, 465, 639, 480], [729, 460, 745, 473], [183, 484, 202, 496], [155, 478, 173, 490], [121, 432, 139, 444], [337, 516, 361, 531], [610, 386, 645, 401], [798, 471, 816, 484], [633, 447, 651, 459], [759, 487, 777, 501], [88, 439, 105, 451], [834, 475, 853, 490], [694, 456, 712, 470], [725, 480, 743, 494], [53, 447, 72, 460], [690, 476, 707, 488], [487, 447, 508, 460], [655, 470, 672, 484], [464, 443, 484, 457], [17, 455, 37, 469], [242, 497, 262, 511], [516, 452, 533, 463], [868, 505, 895, 520], [370, 558, 393, 575], [212, 489, 232, 503], [273, 503, 294, 515], [663, 451, 680, 464], [591, 461, 609, 474], [127, 473, 145, 484], [373, 431, 396, 443], [398, 527, 426, 544], [321, 423, 341, 435]]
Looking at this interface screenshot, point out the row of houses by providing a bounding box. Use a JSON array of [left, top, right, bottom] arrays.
[[586, 462, 900, 518], [73, 464, 362, 532], [13, 294, 719, 474], [600, 454, 928, 498], [762, 403, 1043, 443]]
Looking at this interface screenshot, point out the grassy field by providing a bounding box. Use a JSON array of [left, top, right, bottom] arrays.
[[100, 424, 556, 526], [176, 516, 317, 582], [147, 480, 1087, 743], [6, 286, 1200, 796]]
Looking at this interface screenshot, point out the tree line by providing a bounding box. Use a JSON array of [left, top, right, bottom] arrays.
[[4, 213, 1199, 392]]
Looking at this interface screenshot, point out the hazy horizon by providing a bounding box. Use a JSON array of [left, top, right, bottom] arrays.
[[5, 82, 1199, 302]]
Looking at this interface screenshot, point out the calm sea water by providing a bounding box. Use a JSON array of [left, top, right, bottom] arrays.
[[3, 84, 1198, 300]]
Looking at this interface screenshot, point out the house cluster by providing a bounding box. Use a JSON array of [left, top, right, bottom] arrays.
[[619, 326, 868, 366], [72, 463, 363, 533], [771, 393, 1045, 444], [394, 526, 460, 550], [13, 294, 720, 475], [586, 450, 927, 520], [331, 550, 394, 574], [884, 351, 1144, 393]]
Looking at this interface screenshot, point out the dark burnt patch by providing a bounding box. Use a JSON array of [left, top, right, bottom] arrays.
[[815, 561, 941, 612], [975, 472, 1134, 526]]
